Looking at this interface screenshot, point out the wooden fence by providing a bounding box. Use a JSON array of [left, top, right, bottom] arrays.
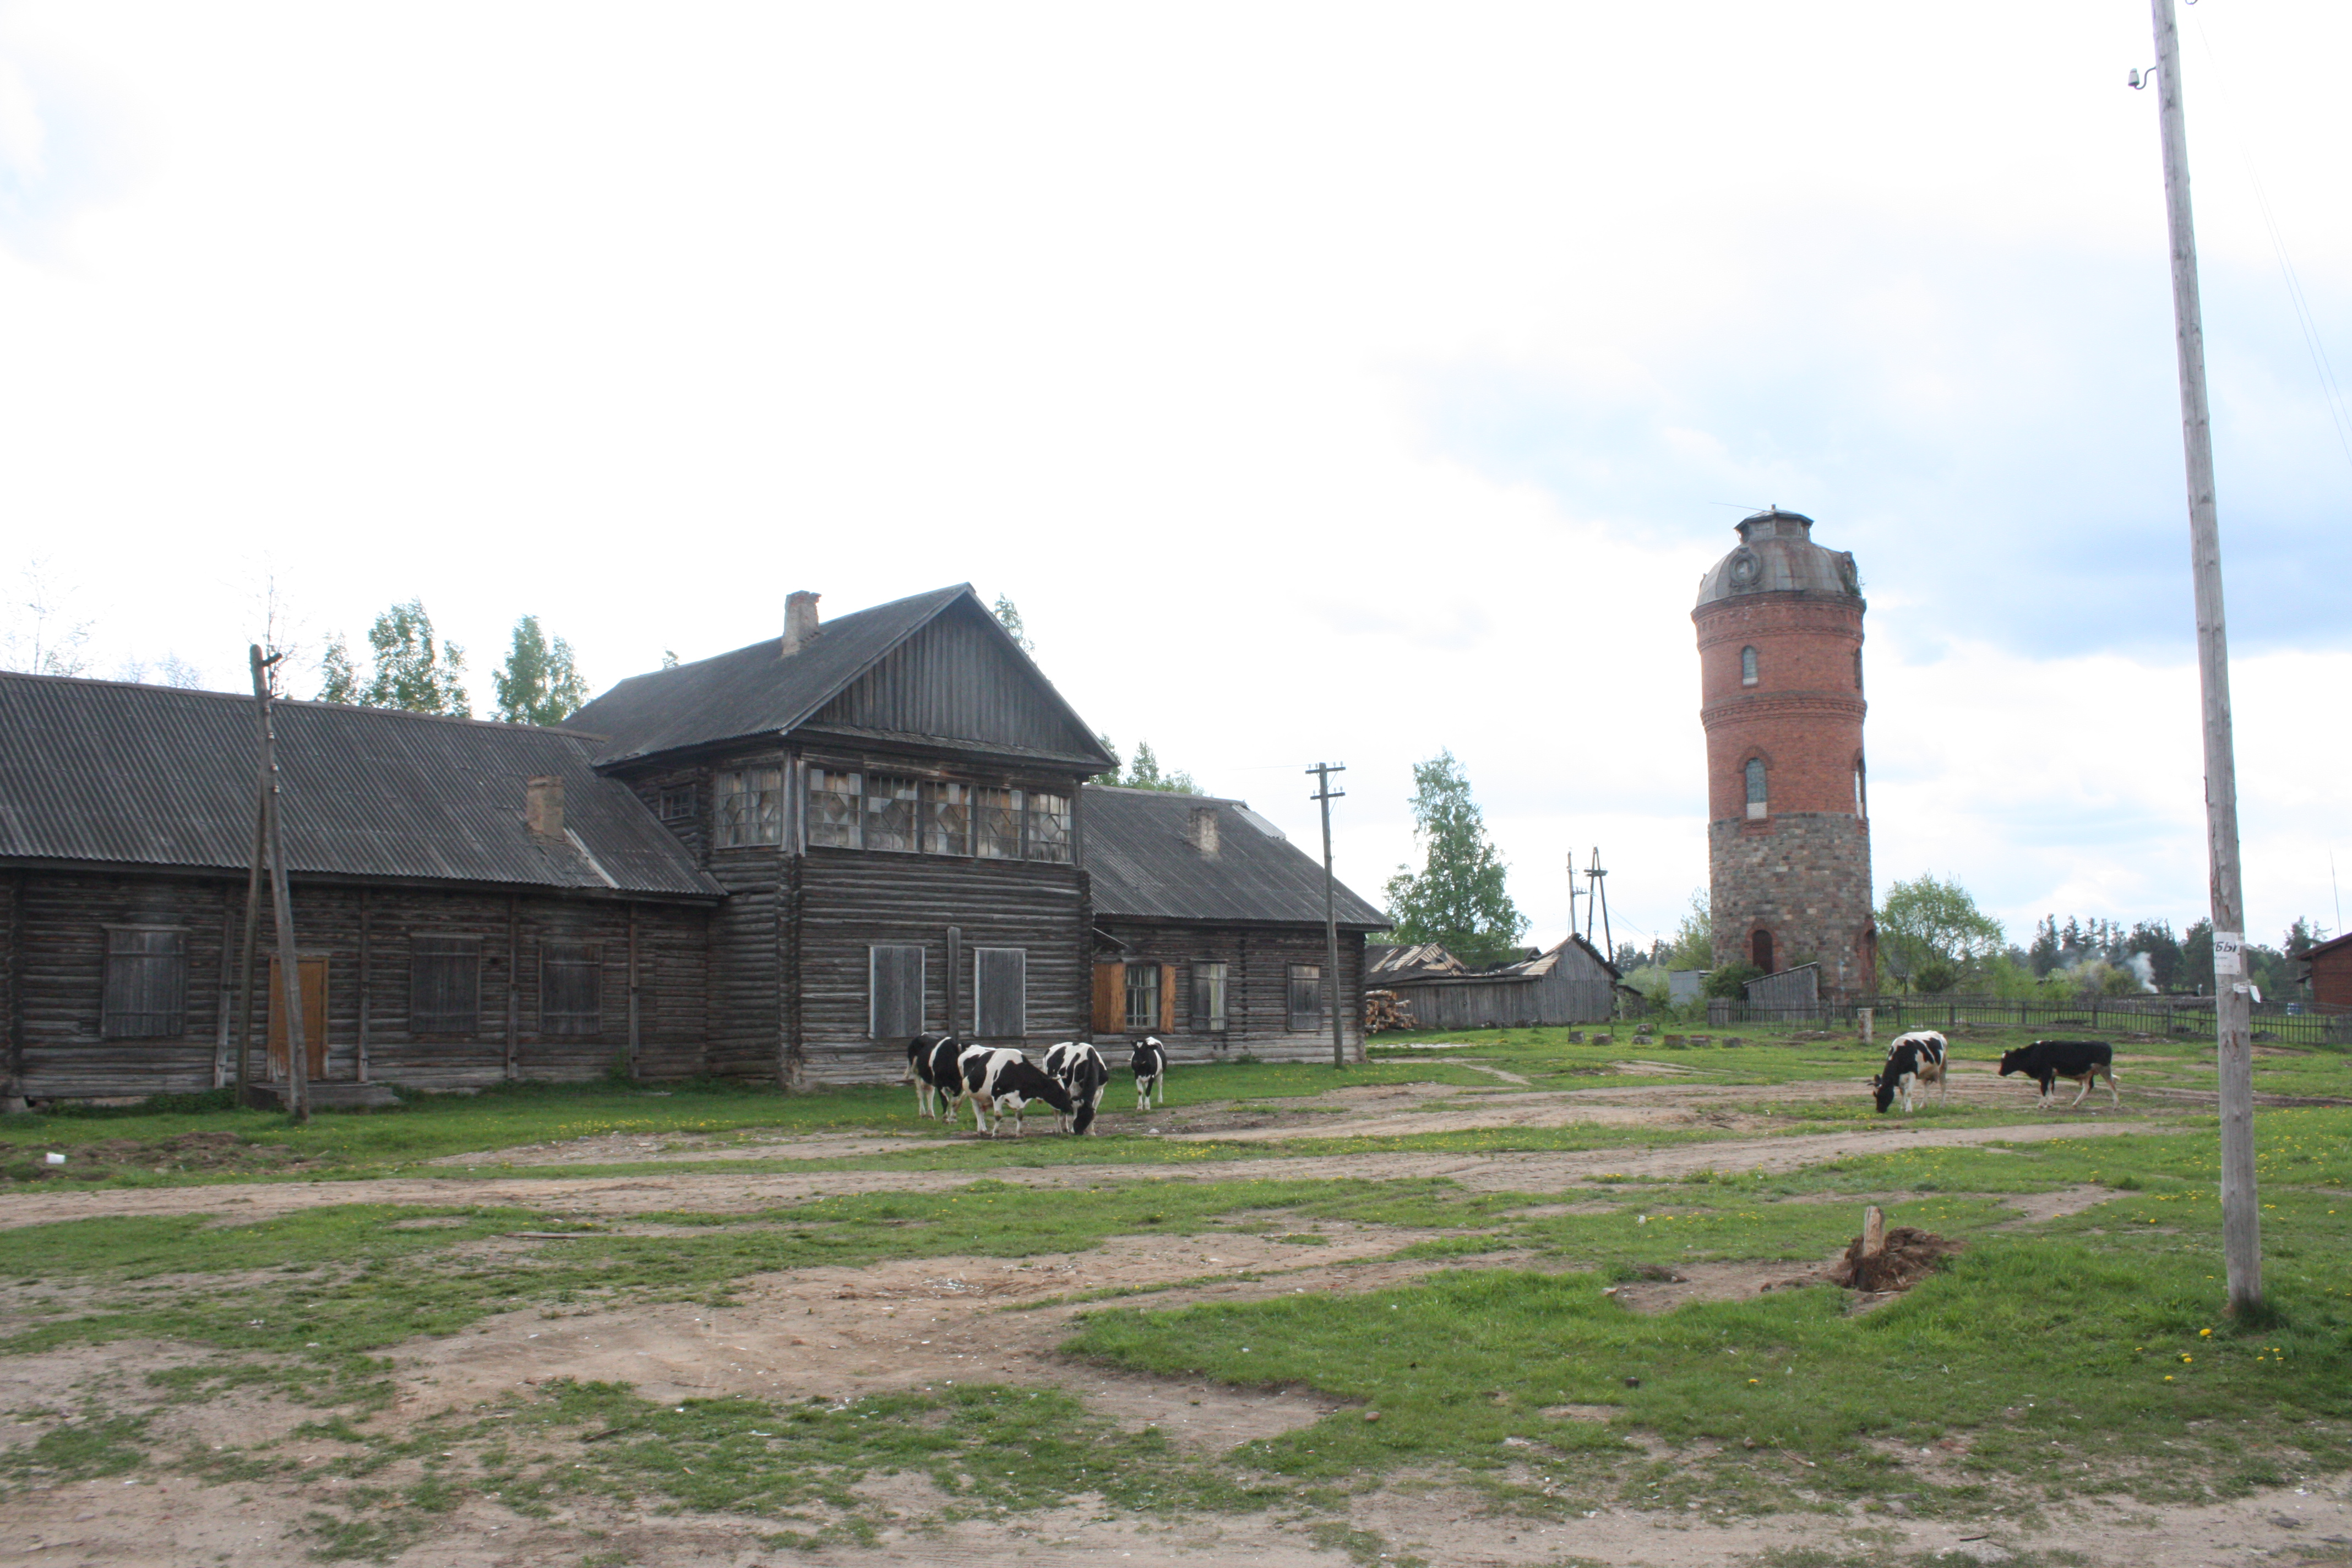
[[1703, 993, 2351, 1048]]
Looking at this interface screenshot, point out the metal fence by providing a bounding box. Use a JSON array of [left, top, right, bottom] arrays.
[[1701, 993, 2352, 1048]]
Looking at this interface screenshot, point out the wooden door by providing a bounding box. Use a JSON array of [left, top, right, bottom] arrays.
[[1092, 963, 1125, 1035], [266, 955, 330, 1081]]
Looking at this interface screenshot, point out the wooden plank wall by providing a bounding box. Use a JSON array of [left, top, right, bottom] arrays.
[[1090, 919, 1366, 1064], [1388, 949, 1616, 1030], [794, 851, 1089, 1085], [4, 869, 710, 1098]]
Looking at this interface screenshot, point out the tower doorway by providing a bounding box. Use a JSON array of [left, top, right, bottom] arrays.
[[1750, 928, 1775, 974]]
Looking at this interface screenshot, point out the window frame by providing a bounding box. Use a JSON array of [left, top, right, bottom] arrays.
[[1739, 645, 1759, 686], [973, 946, 1028, 1039], [1191, 961, 1229, 1033], [1025, 792, 1071, 863], [1123, 961, 1161, 1032], [862, 774, 921, 854], [101, 925, 188, 1040], [716, 765, 786, 848], [1744, 757, 1768, 820], [657, 785, 696, 823], [409, 935, 482, 1036], [1287, 963, 1324, 1034], [540, 940, 604, 1037]]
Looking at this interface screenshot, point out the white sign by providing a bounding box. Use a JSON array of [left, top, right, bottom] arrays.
[[2213, 932, 2245, 977]]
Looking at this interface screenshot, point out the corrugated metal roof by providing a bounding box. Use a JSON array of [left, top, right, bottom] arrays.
[[570, 584, 1115, 770], [1084, 786, 1387, 928], [0, 672, 720, 897]]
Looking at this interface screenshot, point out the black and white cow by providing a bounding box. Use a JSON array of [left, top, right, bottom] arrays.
[[903, 1033, 967, 1121], [1999, 1039, 2119, 1110], [954, 1046, 1028, 1133], [1043, 1042, 1112, 1135], [964, 1054, 1073, 1138], [1131, 1036, 1167, 1112], [1871, 1030, 1949, 1114]]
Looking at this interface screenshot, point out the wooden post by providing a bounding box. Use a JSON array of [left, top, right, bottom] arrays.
[[248, 645, 307, 1124], [505, 896, 520, 1081], [213, 889, 237, 1088], [946, 925, 962, 1038], [2146, 0, 2258, 1311], [232, 765, 267, 1099], [1858, 1006, 1873, 1044], [1861, 1205, 1886, 1259], [1308, 763, 1347, 1068], [5, 875, 25, 1107], [356, 890, 371, 1084], [626, 904, 641, 1080]]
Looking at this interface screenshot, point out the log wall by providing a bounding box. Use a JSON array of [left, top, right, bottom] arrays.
[[0, 868, 711, 1099], [1091, 919, 1366, 1064]]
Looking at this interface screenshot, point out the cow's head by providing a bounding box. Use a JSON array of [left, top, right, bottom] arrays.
[[1997, 1048, 2027, 1077], [1872, 1074, 1899, 1113]]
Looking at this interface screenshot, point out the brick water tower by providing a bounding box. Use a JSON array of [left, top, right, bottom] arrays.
[[1693, 507, 1877, 999]]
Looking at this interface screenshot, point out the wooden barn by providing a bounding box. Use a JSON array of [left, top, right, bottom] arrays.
[[1081, 786, 1386, 1064], [2, 584, 1391, 1100], [0, 671, 721, 1103], [1363, 936, 1622, 1030]]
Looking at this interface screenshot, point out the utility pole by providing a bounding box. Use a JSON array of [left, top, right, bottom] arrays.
[[1566, 850, 1582, 943], [1308, 763, 1348, 1069], [2139, 0, 2258, 1312], [1583, 847, 1611, 957], [248, 646, 309, 1125]]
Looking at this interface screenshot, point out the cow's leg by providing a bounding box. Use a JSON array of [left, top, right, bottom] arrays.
[[2104, 1065, 2121, 1108], [2066, 1074, 2092, 1109]]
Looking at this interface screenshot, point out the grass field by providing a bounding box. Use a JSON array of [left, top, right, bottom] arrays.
[[2, 1022, 2349, 1564]]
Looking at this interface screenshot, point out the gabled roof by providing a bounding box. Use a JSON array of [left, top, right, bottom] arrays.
[[1367, 941, 1468, 985], [1371, 934, 1619, 988], [571, 584, 1115, 770], [0, 672, 721, 899], [1083, 786, 1387, 928]]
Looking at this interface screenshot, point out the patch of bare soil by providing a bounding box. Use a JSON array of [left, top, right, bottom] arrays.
[[428, 1126, 946, 1167], [1602, 1257, 1837, 1314], [1828, 1226, 1964, 1293], [1, 1130, 311, 1184], [1999, 1183, 2126, 1225]]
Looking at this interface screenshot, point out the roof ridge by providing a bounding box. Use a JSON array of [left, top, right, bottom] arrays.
[[0, 668, 612, 738]]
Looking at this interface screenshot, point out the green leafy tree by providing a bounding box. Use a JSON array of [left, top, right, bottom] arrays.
[[1120, 741, 1200, 794], [323, 600, 470, 717], [1669, 889, 1714, 971], [1091, 732, 1122, 786], [492, 615, 589, 726], [992, 594, 1033, 653], [1876, 874, 2005, 994], [1705, 961, 1763, 999], [1381, 750, 1527, 968]]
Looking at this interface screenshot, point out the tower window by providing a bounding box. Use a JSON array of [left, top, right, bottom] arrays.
[[1751, 928, 1776, 973], [1744, 758, 1767, 819], [1739, 646, 1758, 686], [1854, 648, 1863, 690], [1854, 758, 1867, 818]]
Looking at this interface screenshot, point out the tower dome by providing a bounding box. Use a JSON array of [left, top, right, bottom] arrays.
[[1692, 508, 1876, 1000]]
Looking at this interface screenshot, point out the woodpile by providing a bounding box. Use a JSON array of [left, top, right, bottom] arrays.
[[1363, 989, 1417, 1034]]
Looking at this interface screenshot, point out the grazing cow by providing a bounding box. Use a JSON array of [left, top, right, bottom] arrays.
[[903, 1033, 967, 1120], [1871, 1030, 1949, 1114], [955, 1046, 1028, 1133], [1999, 1039, 2119, 1110], [1131, 1036, 1167, 1112], [1044, 1041, 1112, 1135], [967, 1055, 1073, 1138]]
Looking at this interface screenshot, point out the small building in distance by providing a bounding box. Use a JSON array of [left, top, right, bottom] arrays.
[[2296, 931, 2352, 1011], [1083, 786, 1386, 1063], [1362, 935, 1621, 1031]]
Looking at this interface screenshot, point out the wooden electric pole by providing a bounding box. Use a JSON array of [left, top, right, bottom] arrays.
[[2142, 0, 2258, 1311], [1308, 763, 1348, 1069], [248, 646, 309, 1125]]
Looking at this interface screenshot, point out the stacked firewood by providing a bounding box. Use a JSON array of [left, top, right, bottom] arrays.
[[1363, 989, 1417, 1034]]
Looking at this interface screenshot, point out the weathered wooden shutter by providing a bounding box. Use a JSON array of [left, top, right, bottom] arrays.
[[1091, 962, 1125, 1035], [1159, 964, 1178, 1032], [1288, 963, 1323, 1033], [974, 947, 1027, 1039], [542, 942, 603, 1036], [410, 937, 482, 1033], [102, 929, 187, 1039], [869, 944, 924, 1039]]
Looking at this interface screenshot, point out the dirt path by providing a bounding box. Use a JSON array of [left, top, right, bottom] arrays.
[[0, 1114, 2180, 1233]]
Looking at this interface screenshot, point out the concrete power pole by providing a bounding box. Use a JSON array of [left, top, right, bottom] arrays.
[[1308, 764, 1348, 1069], [2142, 0, 2259, 1312]]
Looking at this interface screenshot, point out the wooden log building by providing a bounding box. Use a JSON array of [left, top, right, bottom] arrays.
[[1362, 936, 1622, 1030], [1, 584, 1385, 1101]]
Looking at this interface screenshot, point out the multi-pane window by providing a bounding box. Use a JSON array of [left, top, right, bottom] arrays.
[[921, 781, 970, 855], [101, 928, 187, 1039], [658, 786, 695, 822], [1026, 792, 1071, 863], [869, 944, 924, 1039], [863, 775, 919, 853], [807, 767, 862, 848], [1744, 758, 1768, 819], [1854, 648, 1864, 690], [542, 942, 602, 1036], [974, 947, 1027, 1038], [1854, 759, 1868, 818], [716, 766, 785, 847], [410, 937, 481, 1034], [974, 787, 1024, 859], [1287, 964, 1324, 1033], [1124, 962, 1160, 1032], [1739, 645, 1759, 686], [1192, 962, 1229, 1033]]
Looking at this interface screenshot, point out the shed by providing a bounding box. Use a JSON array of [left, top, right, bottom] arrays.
[[2296, 931, 2352, 1011], [1370, 935, 1620, 1030]]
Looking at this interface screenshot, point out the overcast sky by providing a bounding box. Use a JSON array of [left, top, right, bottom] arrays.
[[4, 3, 2348, 956]]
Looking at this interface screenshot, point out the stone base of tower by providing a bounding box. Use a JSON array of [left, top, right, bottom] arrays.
[[1708, 812, 1876, 1001]]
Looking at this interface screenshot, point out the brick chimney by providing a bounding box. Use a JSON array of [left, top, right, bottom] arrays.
[[1187, 805, 1219, 857], [782, 591, 821, 656], [525, 775, 565, 842]]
